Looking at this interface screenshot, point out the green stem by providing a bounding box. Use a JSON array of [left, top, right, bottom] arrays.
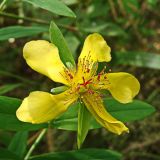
[[0, 11, 49, 25], [0, 70, 37, 85], [0, 11, 78, 32], [24, 129, 47, 160], [0, 0, 7, 11], [18, 0, 24, 24]]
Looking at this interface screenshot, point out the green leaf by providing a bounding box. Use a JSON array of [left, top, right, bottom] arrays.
[[77, 102, 92, 149], [0, 148, 20, 160], [147, 0, 158, 8], [62, 0, 78, 5], [24, 0, 76, 18], [30, 149, 122, 160], [104, 99, 155, 122], [52, 98, 155, 131], [0, 26, 48, 41], [49, 21, 75, 67], [0, 96, 155, 132], [8, 131, 28, 158], [0, 84, 22, 95], [114, 51, 160, 70], [0, 96, 47, 131], [0, 131, 12, 146]]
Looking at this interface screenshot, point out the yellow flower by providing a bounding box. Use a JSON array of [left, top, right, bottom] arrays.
[[16, 33, 140, 135]]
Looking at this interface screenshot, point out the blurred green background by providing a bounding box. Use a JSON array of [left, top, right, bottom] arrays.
[[0, 0, 160, 160]]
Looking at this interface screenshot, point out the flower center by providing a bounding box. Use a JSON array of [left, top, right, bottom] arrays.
[[80, 77, 92, 88], [73, 76, 93, 94]]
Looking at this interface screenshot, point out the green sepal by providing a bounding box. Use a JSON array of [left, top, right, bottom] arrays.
[[77, 101, 92, 149], [50, 86, 69, 94]]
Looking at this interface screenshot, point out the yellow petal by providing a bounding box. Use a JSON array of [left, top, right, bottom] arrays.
[[95, 72, 140, 103], [16, 90, 78, 123], [82, 92, 128, 135], [74, 33, 111, 82], [79, 33, 111, 63], [23, 40, 72, 85]]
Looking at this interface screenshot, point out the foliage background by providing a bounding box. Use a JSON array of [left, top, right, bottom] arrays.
[[0, 0, 160, 160]]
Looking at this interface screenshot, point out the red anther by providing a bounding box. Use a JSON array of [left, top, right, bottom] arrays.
[[97, 73, 102, 81], [104, 76, 107, 79], [97, 66, 107, 81], [82, 77, 85, 83], [68, 73, 73, 79], [86, 68, 90, 73]]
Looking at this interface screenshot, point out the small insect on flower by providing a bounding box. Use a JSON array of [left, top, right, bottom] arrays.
[[16, 33, 140, 135]]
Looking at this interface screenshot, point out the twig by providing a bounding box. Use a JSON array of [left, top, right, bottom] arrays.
[[117, 0, 126, 16], [108, 0, 118, 21]]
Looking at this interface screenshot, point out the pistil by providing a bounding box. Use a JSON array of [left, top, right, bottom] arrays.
[[80, 77, 92, 88]]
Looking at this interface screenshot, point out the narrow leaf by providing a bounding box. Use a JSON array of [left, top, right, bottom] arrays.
[[0, 84, 22, 95], [49, 21, 75, 66], [30, 148, 122, 160], [0, 69, 36, 85], [24, 0, 76, 18], [0, 131, 12, 146], [0, 148, 20, 160], [77, 102, 92, 149], [0, 26, 48, 41], [114, 51, 160, 70], [8, 131, 28, 158]]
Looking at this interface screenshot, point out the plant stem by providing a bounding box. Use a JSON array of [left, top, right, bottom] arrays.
[[0, 11, 49, 25], [0, 0, 7, 11], [0, 11, 78, 32], [108, 0, 117, 21], [0, 70, 37, 85], [24, 129, 47, 160], [18, 0, 24, 24]]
